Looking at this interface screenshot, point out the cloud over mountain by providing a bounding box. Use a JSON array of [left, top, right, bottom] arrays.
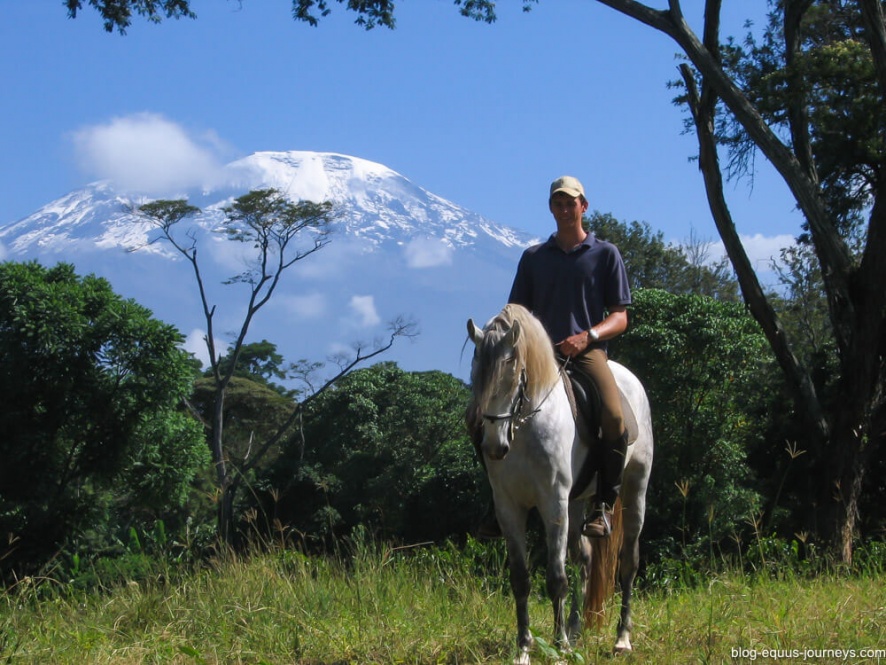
[[1, 150, 536, 381], [71, 113, 233, 196], [404, 237, 454, 268]]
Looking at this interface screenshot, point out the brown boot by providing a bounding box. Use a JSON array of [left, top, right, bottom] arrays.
[[582, 502, 613, 538]]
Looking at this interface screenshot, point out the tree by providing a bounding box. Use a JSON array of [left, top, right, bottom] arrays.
[[603, 0, 885, 563], [61, 0, 537, 32], [214, 340, 291, 395], [0, 261, 208, 580], [586, 211, 739, 300], [65, 0, 195, 33], [263, 363, 484, 545], [137, 189, 416, 544], [616, 289, 771, 561], [188, 342, 300, 530]]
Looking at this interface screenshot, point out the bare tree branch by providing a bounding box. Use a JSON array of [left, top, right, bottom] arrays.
[[239, 316, 419, 477]]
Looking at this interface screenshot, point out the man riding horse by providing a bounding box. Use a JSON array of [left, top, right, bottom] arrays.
[[473, 175, 631, 539]]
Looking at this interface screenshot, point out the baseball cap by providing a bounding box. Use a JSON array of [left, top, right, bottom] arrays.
[[549, 175, 586, 199]]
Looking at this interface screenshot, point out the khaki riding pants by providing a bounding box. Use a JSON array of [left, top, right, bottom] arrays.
[[564, 347, 625, 443]]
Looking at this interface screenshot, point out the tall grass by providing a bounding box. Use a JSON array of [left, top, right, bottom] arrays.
[[1, 536, 884, 664]]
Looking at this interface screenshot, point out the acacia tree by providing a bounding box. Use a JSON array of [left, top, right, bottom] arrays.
[[137, 189, 415, 543]]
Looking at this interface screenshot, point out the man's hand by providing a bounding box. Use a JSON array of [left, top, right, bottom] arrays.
[[556, 331, 591, 358]]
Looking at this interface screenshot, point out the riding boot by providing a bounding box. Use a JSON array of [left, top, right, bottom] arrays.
[[583, 430, 628, 538]]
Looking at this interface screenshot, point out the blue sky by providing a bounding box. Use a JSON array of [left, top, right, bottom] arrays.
[[1, 1, 800, 268]]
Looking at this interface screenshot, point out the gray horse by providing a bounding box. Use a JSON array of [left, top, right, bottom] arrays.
[[467, 304, 653, 660]]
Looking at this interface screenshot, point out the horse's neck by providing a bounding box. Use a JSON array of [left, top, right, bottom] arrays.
[[522, 381, 575, 452]]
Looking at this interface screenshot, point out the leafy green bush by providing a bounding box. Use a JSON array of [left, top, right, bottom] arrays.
[[0, 261, 209, 583], [617, 289, 771, 560], [260, 363, 487, 547]]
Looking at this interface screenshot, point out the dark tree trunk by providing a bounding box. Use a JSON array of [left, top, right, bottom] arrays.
[[597, 0, 886, 562]]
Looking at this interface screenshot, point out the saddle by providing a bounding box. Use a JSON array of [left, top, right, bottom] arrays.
[[564, 364, 639, 501], [563, 365, 639, 446]]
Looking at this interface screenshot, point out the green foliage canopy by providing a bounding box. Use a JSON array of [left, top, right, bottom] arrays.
[[721, 2, 885, 234], [65, 0, 195, 33], [586, 211, 738, 300], [265, 363, 484, 545], [0, 262, 208, 578], [617, 289, 772, 556]]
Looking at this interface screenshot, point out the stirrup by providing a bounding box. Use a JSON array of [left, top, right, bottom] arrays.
[[582, 503, 612, 538]]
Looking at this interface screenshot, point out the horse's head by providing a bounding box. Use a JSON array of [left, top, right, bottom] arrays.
[[467, 314, 525, 460]]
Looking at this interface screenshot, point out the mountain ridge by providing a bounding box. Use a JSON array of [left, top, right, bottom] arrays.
[[0, 150, 540, 381]]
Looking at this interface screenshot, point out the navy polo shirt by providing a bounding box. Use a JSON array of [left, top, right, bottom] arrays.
[[508, 233, 631, 347]]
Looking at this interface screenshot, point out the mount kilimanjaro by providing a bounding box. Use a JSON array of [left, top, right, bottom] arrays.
[[0, 151, 539, 381]]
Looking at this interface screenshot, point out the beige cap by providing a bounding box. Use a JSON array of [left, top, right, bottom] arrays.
[[549, 175, 586, 199]]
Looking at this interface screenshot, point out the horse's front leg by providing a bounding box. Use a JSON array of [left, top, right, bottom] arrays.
[[542, 498, 570, 650], [499, 507, 533, 657], [509, 551, 533, 656], [566, 501, 592, 642]]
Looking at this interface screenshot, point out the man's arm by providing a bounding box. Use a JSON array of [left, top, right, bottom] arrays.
[[556, 306, 628, 358]]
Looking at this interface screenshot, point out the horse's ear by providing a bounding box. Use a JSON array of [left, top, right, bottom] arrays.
[[503, 319, 521, 347], [467, 319, 484, 345]]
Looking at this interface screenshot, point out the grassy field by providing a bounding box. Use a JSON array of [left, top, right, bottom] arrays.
[[1, 538, 884, 664]]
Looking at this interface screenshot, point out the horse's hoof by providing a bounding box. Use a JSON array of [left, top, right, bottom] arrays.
[[613, 640, 633, 655], [513, 648, 531, 665]]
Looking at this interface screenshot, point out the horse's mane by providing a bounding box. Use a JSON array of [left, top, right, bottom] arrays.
[[472, 304, 560, 408]]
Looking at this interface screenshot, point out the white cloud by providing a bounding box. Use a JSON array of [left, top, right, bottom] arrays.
[[404, 237, 453, 268], [71, 112, 232, 196], [349, 295, 381, 327], [279, 292, 327, 319], [705, 233, 796, 271], [741, 233, 796, 267], [181, 328, 229, 369], [290, 239, 365, 280]]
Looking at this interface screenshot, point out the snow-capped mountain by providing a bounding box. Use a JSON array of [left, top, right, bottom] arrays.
[[0, 151, 539, 381]]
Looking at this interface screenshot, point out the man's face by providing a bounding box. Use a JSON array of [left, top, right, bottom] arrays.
[[549, 192, 588, 225]]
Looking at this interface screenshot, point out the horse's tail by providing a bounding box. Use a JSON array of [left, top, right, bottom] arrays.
[[584, 497, 624, 629]]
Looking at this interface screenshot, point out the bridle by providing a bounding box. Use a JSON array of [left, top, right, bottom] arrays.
[[480, 357, 570, 444], [481, 368, 530, 444]]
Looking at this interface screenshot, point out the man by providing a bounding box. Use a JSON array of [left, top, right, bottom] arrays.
[[508, 175, 631, 538]]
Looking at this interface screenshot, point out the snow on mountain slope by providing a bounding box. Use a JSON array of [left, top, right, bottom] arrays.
[[0, 151, 540, 381]]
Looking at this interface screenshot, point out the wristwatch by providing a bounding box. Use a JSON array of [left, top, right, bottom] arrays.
[[587, 328, 600, 342]]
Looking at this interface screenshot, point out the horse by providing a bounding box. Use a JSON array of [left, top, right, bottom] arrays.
[[466, 303, 653, 660]]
